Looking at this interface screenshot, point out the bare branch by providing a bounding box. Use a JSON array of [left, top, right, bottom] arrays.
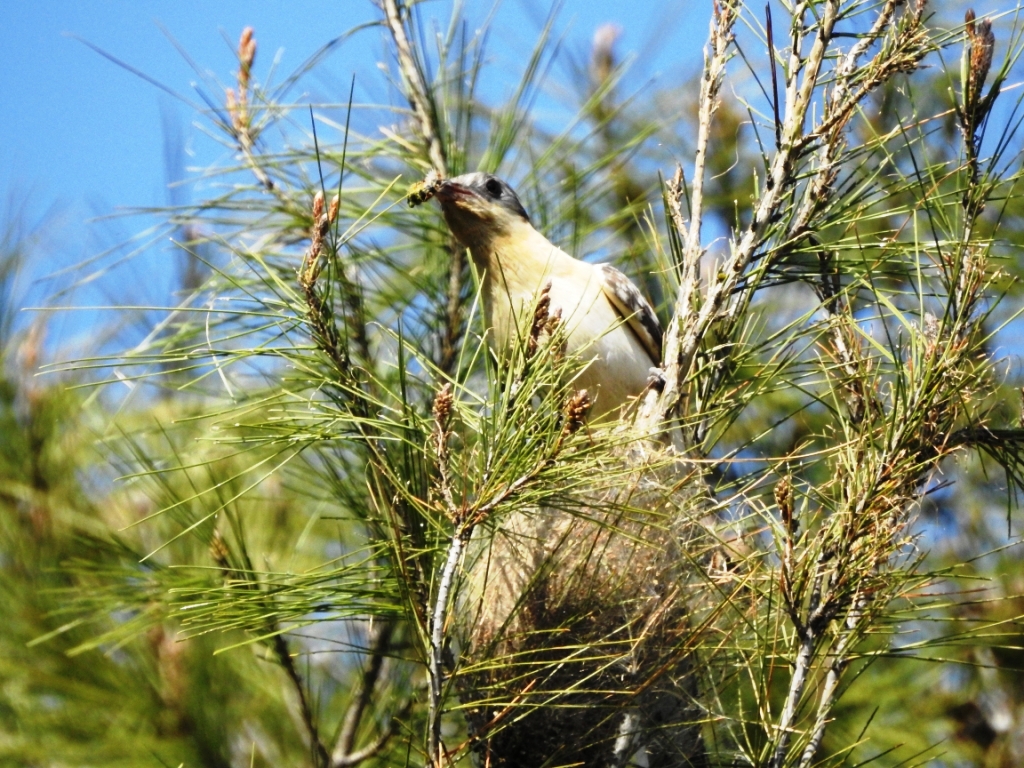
[[426, 527, 468, 767], [641, 1, 841, 435], [796, 597, 866, 768], [274, 632, 332, 768], [333, 699, 412, 768], [380, 0, 448, 177], [331, 621, 395, 765], [656, 1, 738, 400]]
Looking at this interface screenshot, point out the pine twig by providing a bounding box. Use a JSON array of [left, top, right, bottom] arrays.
[[212, 529, 333, 766], [426, 382, 459, 767], [426, 525, 470, 768], [331, 621, 399, 766], [224, 27, 298, 212], [379, 0, 469, 377], [647, 1, 737, 437], [273, 632, 332, 768], [640, 0, 841, 434], [795, 596, 866, 768], [299, 192, 363, 404], [423, 362, 591, 765], [380, 0, 448, 176]]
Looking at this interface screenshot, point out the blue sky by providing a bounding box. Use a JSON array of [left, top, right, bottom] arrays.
[[0, 1, 706, 349], [2, 3, 373, 211], [3, 1, 381, 341], [3, 1, 1002, 352]]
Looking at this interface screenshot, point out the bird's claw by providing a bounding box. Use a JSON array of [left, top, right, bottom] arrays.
[[646, 367, 666, 393]]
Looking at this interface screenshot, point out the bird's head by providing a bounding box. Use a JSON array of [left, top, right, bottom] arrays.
[[435, 173, 531, 250]]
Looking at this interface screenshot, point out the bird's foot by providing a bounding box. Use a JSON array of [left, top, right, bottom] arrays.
[[646, 367, 666, 393]]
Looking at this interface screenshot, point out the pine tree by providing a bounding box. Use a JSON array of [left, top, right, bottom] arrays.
[[9, 2, 1024, 766]]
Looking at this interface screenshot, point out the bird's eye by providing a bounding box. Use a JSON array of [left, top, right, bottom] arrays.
[[485, 178, 503, 197]]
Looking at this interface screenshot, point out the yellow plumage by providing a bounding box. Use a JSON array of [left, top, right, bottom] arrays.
[[433, 172, 662, 417]]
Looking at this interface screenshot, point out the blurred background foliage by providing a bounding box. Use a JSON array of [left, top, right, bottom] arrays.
[[3, 0, 1024, 766]]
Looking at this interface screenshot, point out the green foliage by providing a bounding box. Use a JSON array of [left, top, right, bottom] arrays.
[[6, 1, 1024, 767]]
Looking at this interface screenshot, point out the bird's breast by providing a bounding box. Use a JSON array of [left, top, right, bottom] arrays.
[[479, 240, 651, 415]]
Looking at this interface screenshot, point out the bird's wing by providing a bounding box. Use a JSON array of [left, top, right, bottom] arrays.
[[597, 263, 663, 366]]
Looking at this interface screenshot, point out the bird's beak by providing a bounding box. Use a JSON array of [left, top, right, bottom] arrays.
[[436, 180, 478, 206]]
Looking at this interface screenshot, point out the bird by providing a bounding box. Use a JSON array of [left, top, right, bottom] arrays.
[[430, 172, 663, 417], [419, 173, 704, 765]]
